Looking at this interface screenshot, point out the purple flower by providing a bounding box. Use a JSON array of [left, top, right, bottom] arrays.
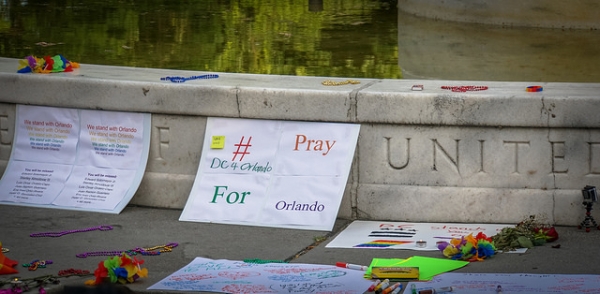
[[437, 241, 449, 251], [27, 56, 37, 69]]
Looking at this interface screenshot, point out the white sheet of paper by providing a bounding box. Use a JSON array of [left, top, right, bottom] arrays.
[[275, 122, 359, 176], [52, 166, 137, 210], [258, 176, 346, 228], [148, 257, 373, 294], [407, 272, 600, 293], [182, 174, 271, 224], [326, 220, 511, 251], [76, 109, 146, 169], [181, 117, 360, 231], [200, 118, 280, 175], [0, 161, 72, 204], [12, 105, 79, 164]]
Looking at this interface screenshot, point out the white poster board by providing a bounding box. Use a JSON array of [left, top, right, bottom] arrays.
[[148, 257, 373, 293], [0, 105, 151, 213], [180, 117, 360, 231]]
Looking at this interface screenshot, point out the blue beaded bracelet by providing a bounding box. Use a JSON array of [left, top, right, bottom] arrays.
[[160, 74, 219, 83]]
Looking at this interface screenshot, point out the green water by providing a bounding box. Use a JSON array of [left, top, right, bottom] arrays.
[[0, 0, 400, 79]]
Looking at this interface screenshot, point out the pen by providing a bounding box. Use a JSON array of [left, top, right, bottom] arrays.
[[367, 279, 381, 292], [335, 262, 368, 271]]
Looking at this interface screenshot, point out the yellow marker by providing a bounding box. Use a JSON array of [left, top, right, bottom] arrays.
[[374, 279, 390, 292], [211, 136, 225, 149]]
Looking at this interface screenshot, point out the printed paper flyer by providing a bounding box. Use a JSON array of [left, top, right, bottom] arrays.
[[0, 105, 151, 214]]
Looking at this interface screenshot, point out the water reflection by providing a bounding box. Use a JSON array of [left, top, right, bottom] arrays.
[[0, 0, 400, 78], [1, 0, 599, 82], [397, 10, 600, 83]]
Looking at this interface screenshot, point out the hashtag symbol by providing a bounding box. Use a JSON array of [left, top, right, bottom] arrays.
[[232, 136, 252, 161]]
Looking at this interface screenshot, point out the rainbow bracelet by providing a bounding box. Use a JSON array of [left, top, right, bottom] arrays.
[[526, 85, 543, 92]]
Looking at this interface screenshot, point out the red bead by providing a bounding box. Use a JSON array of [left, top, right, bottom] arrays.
[[441, 85, 488, 92]]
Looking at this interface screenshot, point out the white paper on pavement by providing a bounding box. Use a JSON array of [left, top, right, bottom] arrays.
[[407, 272, 600, 294], [148, 257, 373, 294], [326, 220, 511, 251]]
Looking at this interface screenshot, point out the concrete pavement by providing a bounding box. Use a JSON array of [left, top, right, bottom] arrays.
[[1, 204, 600, 293]]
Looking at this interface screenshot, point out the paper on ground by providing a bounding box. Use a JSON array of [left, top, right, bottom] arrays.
[[407, 272, 600, 293], [148, 257, 373, 294], [326, 220, 511, 250]]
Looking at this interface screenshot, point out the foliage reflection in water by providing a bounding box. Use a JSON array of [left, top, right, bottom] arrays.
[[0, 0, 400, 79]]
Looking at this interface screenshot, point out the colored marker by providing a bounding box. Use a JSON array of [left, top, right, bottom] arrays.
[[367, 279, 381, 292], [382, 282, 401, 294], [374, 279, 390, 294], [335, 262, 368, 271], [411, 284, 417, 294], [391, 284, 404, 294]]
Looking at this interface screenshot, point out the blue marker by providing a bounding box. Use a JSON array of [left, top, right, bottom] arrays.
[[391, 284, 404, 294]]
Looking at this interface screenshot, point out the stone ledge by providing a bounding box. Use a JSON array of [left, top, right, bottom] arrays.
[[1, 57, 599, 226]]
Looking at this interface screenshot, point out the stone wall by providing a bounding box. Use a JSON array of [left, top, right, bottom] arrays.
[[1, 57, 599, 225]]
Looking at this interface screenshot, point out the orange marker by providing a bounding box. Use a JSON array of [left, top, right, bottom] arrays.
[[382, 282, 401, 294]]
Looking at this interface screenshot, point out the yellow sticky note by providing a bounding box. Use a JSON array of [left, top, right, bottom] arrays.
[[211, 136, 225, 149]]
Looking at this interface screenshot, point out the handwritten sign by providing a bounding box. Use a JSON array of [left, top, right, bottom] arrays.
[[148, 257, 373, 293], [0, 105, 151, 213], [180, 117, 360, 231]]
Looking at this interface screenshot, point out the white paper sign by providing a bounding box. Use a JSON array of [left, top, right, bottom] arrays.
[[180, 117, 360, 231], [0, 105, 151, 213], [148, 257, 373, 294]]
